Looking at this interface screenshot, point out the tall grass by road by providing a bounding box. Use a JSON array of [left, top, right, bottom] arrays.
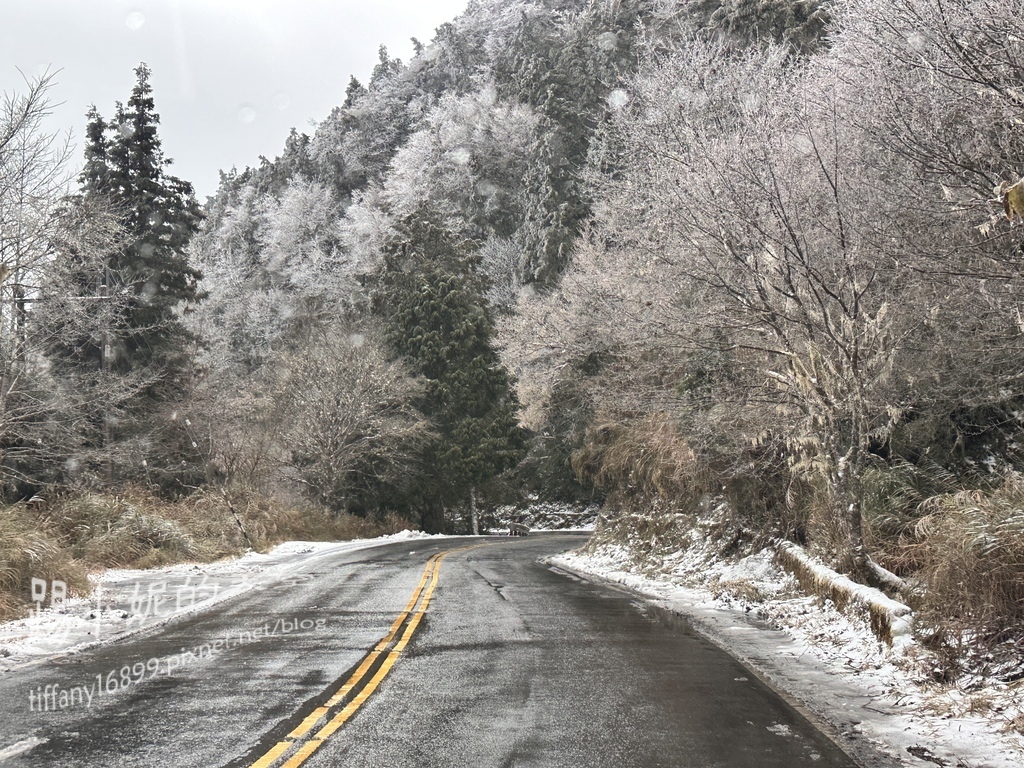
[[0, 487, 407, 620]]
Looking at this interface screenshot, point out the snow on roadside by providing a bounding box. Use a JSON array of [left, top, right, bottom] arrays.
[[0, 530, 448, 674], [548, 541, 1024, 768], [491, 499, 598, 532]]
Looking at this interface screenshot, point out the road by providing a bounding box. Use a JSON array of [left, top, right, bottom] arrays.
[[0, 533, 860, 767]]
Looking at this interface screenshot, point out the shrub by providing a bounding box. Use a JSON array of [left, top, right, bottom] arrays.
[[0, 503, 89, 620], [859, 459, 964, 575], [571, 414, 711, 506], [911, 475, 1024, 655]]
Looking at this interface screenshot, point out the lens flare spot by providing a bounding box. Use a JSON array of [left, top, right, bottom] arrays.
[[126, 12, 145, 31]]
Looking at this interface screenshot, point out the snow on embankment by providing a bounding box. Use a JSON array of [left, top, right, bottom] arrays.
[[550, 538, 1024, 768], [775, 541, 913, 649]]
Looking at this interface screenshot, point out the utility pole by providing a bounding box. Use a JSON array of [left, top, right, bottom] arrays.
[[14, 281, 26, 366], [0, 267, 8, 445], [100, 266, 113, 484]]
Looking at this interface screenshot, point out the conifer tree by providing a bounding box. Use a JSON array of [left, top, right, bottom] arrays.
[[378, 211, 527, 532], [73, 63, 203, 394], [50, 63, 204, 487]]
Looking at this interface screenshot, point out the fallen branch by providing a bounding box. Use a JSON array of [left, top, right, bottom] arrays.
[[865, 556, 910, 599]]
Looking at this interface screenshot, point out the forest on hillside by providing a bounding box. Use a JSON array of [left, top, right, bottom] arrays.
[[4, 0, 1024, 673]]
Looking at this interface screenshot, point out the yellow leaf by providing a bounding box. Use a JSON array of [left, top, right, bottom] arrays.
[[997, 178, 1024, 221]]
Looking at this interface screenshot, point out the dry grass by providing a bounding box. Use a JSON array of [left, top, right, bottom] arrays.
[[572, 414, 711, 506], [0, 487, 410, 620], [587, 495, 697, 563], [912, 476, 1024, 633], [860, 459, 962, 575], [899, 474, 1024, 676], [575, 417, 809, 562], [715, 578, 765, 603], [0, 503, 90, 621]]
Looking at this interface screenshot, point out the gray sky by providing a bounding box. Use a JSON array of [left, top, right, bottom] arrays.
[[2, 0, 469, 199]]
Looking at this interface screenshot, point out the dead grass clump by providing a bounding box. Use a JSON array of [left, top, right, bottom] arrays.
[[910, 475, 1024, 667], [861, 459, 962, 575], [176, 487, 399, 551], [1, 487, 408, 619], [1007, 710, 1024, 736], [584, 494, 696, 565], [44, 487, 404, 565], [715, 578, 765, 603], [571, 414, 711, 505], [42, 492, 200, 567], [0, 503, 89, 620], [82, 510, 199, 568]]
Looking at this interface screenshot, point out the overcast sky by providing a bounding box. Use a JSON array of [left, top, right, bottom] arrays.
[[2, 0, 469, 199]]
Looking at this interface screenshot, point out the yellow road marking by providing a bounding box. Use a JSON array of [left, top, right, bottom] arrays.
[[279, 740, 320, 766], [249, 741, 291, 768], [373, 555, 442, 651], [285, 555, 445, 740], [249, 544, 482, 768], [286, 706, 330, 740]]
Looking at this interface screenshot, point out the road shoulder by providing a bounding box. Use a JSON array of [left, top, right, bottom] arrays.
[[546, 548, 1021, 768]]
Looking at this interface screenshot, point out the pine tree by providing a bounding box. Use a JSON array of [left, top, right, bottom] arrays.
[[75, 63, 203, 391], [50, 63, 204, 487], [343, 76, 367, 108], [378, 211, 527, 532]]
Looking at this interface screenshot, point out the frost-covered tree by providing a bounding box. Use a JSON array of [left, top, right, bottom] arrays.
[[279, 327, 429, 516], [47, 63, 207, 489], [690, 0, 832, 53], [503, 0, 1024, 573], [0, 72, 136, 492], [384, 85, 538, 239]]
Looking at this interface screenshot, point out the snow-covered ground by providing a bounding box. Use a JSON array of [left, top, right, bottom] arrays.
[[489, 499, 598, 532], [0, 530, 446, 675], [548, 541, 1024, 768]]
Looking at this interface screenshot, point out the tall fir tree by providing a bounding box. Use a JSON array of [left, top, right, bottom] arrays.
[[50, 63, 204, 487], [74, 63, 203, 392], [378, 210, 527, 532]]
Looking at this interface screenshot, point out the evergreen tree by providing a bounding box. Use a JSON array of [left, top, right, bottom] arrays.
[[369, 45, 404, 89], [74, 63, 203, 391], [495, 2, 650, 284], [50, 63, 204, 487], [343, 76, 367, 108], [692, 0, 832, 54], [377, 211, 527, 532]]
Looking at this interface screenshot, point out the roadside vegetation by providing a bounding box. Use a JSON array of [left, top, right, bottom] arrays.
[[0, 489, 404, 620], [3, 0, 1024, 691]]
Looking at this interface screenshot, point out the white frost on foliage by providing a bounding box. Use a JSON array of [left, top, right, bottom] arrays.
[[382, 84, 538, 232]]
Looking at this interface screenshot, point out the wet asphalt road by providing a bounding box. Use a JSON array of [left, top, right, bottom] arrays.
[[0, 533, 859, 767]]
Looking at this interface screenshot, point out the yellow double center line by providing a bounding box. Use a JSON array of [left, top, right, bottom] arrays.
[[249, 544, 481, 768]]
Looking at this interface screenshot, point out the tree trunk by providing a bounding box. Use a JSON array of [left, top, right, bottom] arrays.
[[420, 501, 446, 534], [470, 487, 479, 536], [835, 443, 868, 577]]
